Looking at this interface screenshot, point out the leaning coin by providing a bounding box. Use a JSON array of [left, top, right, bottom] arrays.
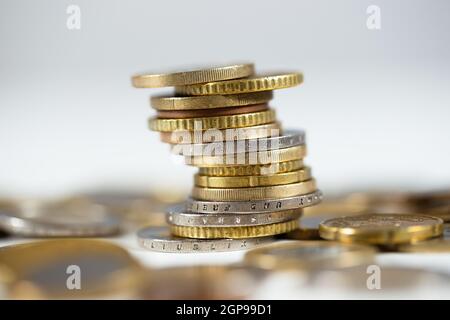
[[319, 213, 444, 245], [166, 204, 302, 227], [151, 91, 273, 111], [132, 63, 254, 88], [160, 122, 282, 144], [177, 73, 303, 96], [171, 129, 305, 156], [186, 190, 322, 214], [0, 198, 120, 237], [244, 241, 376, 271], [137, 226, 272, 253]]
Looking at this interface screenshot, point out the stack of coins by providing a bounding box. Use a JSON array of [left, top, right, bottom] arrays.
[[132, 63, 322, 252]]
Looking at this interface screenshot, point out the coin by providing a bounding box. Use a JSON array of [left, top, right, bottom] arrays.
[[0, 198, 120, 237], [137, 226, 272, 253], [319, 213, 444, 245], [176, 73, 303, 96], [156, 104, 268, 119], [172, 129, 305, 156], [198, 159, 303, 176], [194, 168, 311, 188], [244, 241, 375, 271], [191, 179, 317, 201], [187, 190, 322, 214], [398, 239, 450, 253], [0, 240, 144, 299], [185, 145, 306, 167], [160, 122, 282, 144], [132, 63, 254, 88], [151, 91, 273, 110], [166, 205, 302, 227], [170, 219, 299, 239], [149, 109, 276, 132]]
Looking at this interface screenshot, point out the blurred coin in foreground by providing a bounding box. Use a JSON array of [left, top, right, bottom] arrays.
[[244, 241, 375, 271], [0, 240, 144, 299]]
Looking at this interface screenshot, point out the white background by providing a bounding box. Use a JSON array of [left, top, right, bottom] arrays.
[[1, 0, 449, 197]]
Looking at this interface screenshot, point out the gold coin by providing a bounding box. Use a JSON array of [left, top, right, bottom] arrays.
[[281, 227, 322, 240], [161, 122, 282, 144], [151, 91, 273, 110], [176, 73, 303, 96], [132, 63, 254, 88], [244, 241, 376, 271], [191, 179, 317, 201], [156, 104, 268, 119], [199, 159, 303, 176], [186, 145, 306, 167], [319, 213, 444, 245], [170, 219, 299, 239], [149, 109, 276, 132], [194, 167, 311, 188]]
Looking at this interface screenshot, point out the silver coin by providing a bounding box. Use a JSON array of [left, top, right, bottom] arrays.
[[170, 129, 305, 156], [137, 226, 273, 253], [186, 190, 322, 214], [0, 199, 120, 237], [167, 204, 302, 227]]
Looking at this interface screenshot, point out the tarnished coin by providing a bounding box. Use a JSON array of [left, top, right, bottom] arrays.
[[0, 198, 120, 237], [137, 226, 272, 253], [132, 63, 254, 88], [244, 241, 375, 271], [319, 213, 444, 245], [171, 129, 305, 156], [166, 204, 302, 227]]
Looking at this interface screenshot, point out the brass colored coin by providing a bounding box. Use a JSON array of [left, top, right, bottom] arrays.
[[132, 63, 254, 88], [156, 104, 268, 119], [177, 73, 303, 96], [194, 167, 312, 188], [149, 109, 276, 132], [160, 122, 282, 144], [281, 227, 322, 240], [185, 145, 306, 167], [319, 213, 444, 245], [151, 91, 273, 110], [244, 241, 376, 271], [199, 159, 303, 176], [170, 219, 299, 239], [191, 179, 317, 201]]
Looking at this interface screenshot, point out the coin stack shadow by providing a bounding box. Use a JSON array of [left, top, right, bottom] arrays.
[[132, 63, 322, 251]]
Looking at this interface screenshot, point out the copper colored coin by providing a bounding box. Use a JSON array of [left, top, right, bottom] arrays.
[[156, 104, 269, 119]]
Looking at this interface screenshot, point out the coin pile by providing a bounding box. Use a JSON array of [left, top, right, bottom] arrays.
[[132, 63, 322, 252]]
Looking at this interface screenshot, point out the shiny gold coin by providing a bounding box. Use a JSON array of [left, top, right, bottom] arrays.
[[192, 179, 317, 201], [177, 73, 303, 96], [194, 167, 311, 188], [161, 122, 282, 144], [156, 104, 268, 119], [199, 159, 303, 176], [319, 213, 444, 245], [280, 227, 322, 240], [151, 91, 273, 110], [132, 63, 254, 88], [244, 241, 376, 271], [170, 219, 299, 239], [186, 145, 306, 167], [149, 109, 276, 132]]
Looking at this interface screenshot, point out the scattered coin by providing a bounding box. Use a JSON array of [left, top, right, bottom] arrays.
[[319, 213, 444, 245]]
